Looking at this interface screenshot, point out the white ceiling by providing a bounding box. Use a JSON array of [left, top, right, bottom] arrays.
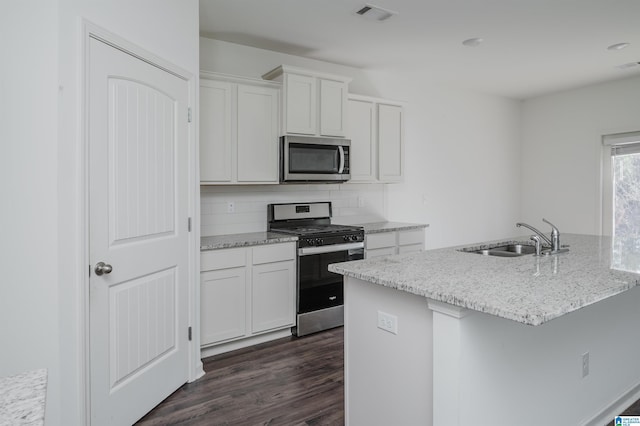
[[199, 0, 640, 99]]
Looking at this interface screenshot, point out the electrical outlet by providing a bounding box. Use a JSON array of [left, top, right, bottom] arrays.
[[377, 311, 398, 334], [227, 202, 235, 213], [357, 196, 365, 208], [582, 352, 590, 378]]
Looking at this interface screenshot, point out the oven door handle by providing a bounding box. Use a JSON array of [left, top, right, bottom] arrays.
[[338, 146, 345, 174], [298, 241, 364, 256]]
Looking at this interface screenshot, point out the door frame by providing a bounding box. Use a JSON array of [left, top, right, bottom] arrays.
[[80, 21, 203, 424]]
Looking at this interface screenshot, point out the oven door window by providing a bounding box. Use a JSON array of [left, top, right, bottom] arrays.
[[289, 143, 340, 174], [298, 251, 347, 313]]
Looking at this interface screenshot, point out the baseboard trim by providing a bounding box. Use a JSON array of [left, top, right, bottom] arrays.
[[200, 328, 292, 358], [581, 381, 640, 426]]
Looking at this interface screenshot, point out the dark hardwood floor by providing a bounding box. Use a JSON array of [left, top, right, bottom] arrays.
[[136, 325, 640, 425], [136, 327, 344, 425]]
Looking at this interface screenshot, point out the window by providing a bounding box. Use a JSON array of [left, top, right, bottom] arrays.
[[602, 131, 640, 270]]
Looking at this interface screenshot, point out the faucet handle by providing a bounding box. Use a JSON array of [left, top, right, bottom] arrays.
[[542, 218, 560, 252], [542, 218, 559, 236], [530, 235, 542, 256]]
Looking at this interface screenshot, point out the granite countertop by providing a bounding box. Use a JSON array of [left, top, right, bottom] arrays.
[[201, 232, 298, 251], [328, 234, 640, 326], [348, 222, 429, 234], [0, 369, 47, 426]]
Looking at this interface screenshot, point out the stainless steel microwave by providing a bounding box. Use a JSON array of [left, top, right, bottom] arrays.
[[280, 135, 351, 183]]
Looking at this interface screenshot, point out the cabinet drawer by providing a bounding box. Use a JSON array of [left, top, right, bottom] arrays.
[[398, 244, 423, 255], [253, 242, 296, 265], [366, 247, 396, 259], [366, 232, 396, 250], [398, 229, 424, 246], [201, 248, 246, 272]]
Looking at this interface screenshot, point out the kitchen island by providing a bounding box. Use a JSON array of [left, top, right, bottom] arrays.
[[328, 234, 640, 426]]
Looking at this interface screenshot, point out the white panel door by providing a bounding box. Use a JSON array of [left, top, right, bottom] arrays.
[[319, 78, 347, 137], [200, 79, 233, 182], [88, 37, 189, 426], [284, 73, 316, 135], [237, 84, 279, 183]]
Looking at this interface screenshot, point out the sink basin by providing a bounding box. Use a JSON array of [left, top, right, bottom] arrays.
[[461, 243, 536, 257]]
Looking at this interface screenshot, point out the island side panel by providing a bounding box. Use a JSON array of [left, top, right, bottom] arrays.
[[344, 277, 433, 426], [452, 285, 640, 426]]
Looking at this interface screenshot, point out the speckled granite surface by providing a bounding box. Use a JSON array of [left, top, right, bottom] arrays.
[[329, 234, 640, 326], [343, 221, 428, 234], [201, 232, 297, 251], [0, 369, 47, 426]]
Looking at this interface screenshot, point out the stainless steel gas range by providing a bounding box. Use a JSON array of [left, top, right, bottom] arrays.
[[267, 202, 364, 336]]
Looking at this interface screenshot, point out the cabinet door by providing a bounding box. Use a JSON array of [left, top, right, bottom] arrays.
[[319, 79, 347, 137], [200, 80, 233, 182], [200, 267, 247, 346], [284, 73, 316, 135], [378, 103, 404, 182], [347, 98, 376, 181], [237, 84, 279, 183], [252, 260, 295, 334]]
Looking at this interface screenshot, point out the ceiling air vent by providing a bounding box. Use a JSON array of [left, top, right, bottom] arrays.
[[356, 4, 398, 22]]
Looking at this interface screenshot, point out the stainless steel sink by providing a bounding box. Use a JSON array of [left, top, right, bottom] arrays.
[[461, 243, 536, 257]]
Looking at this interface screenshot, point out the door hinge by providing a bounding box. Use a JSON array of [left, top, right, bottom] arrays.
[[188, 217, 192, 232], [187, 107, 192, 123], [188, 326, 192, 341]]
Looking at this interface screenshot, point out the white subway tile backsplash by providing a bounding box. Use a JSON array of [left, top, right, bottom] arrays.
[[200, 184, 387, 236]]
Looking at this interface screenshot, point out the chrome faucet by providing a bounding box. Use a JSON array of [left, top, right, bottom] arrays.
[[516, 218, 563, 253]]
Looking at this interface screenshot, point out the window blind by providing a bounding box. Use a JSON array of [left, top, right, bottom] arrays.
[[603, 131, 640, 156]]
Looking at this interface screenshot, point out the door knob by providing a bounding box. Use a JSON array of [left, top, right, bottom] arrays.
[[94, 262, 113, 276]]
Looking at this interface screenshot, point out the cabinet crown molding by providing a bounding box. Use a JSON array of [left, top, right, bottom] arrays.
[[200, 70, 281, 88], [262, 65, 352, 83]]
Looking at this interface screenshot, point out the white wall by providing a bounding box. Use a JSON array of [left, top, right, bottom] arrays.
[[200, 37, 378, 95], [364, 70, 523, 249], [200, 39, 523, 247], [0, 1, 60, 423], [521, 75, 640, 235], [5, 5, 207, 425]]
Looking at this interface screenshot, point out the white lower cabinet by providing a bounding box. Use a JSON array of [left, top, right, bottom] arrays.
[[200, 242, 296, 352], [200, 266, 247, 344], [252, 261, 295, 333], [365, 229, 425, 259]]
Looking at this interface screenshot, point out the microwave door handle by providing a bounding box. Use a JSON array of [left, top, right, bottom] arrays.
[[338, 146, 345, 174]]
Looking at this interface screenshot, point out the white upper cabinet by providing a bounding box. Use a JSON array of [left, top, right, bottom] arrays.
[[284, 73, 317, 135], [236, 84, 279, 182], [319, 78, 348, 137], [347, 98, 376, 182], [347, 94, 404, 183], [263, 65, 350, 137], [378, 103, 404, 183], [200, 79, 233, 182], [200, 72, 280, 185]]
